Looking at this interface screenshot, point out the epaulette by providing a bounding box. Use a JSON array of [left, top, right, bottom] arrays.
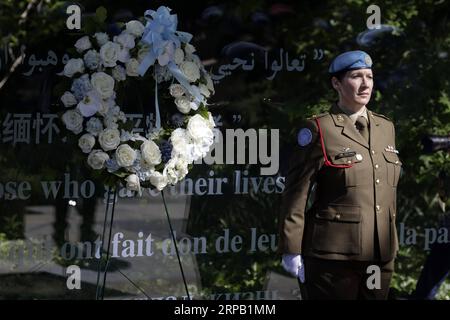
[[369, 111, 391, 122], [307, 112, 328, 120]]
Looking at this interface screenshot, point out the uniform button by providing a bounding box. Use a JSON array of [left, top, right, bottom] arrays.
[[376, 178, 380, 184], [374, 164, 379, 169], [395, 160, 399, 164], [347, 160, 352, 164], [376, 205, 381, 212], [336, 214, 341, 219], [371, 150, 376, 155]]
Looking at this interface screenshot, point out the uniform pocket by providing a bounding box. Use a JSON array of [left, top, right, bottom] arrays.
[[330, 152, 363, 165], [383, 151, 402, 186], [311, 204, 361, 255], [328, 153, 366, 187]]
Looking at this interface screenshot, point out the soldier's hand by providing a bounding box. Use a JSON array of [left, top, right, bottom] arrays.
[[282, 254, 305, 283]]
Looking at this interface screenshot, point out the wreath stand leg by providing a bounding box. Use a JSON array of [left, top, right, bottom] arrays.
[[95, 184, 118, 300], [94, 186, 191, 300], [161, 190, 191, 300]]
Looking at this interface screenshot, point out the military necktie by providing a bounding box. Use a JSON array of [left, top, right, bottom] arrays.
[[355, 116, 369, 143]]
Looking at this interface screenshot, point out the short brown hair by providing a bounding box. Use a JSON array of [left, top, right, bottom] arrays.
[[329, 70, 348, 82]]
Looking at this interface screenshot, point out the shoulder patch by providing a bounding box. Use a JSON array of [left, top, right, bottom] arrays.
[[297, 128, 313, 147]]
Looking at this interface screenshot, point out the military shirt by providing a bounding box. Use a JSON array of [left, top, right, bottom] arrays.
[[338, 104, 368, 124], [278, 103, 401, 262]]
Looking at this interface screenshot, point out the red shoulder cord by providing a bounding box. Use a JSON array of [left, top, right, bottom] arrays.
[[314, 117, 353, 168]]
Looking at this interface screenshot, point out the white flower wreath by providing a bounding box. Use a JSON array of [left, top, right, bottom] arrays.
[[59, 6, 216, 194]]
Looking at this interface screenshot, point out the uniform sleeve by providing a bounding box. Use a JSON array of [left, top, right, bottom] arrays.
[[278, 119, 324, 254]]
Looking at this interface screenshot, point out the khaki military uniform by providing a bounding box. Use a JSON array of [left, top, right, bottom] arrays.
[[279, 103, 402, 262]]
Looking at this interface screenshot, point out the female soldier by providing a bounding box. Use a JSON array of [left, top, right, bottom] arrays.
[[279, 50, 402, 299]]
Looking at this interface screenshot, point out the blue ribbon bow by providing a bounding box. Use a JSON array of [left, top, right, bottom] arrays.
[[137, 6, 205, 129]]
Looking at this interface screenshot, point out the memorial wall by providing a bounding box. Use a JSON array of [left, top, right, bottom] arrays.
[[0, 0, 449, 300]]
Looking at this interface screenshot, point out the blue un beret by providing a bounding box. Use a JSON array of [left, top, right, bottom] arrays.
[[328, 50, 373, 73]]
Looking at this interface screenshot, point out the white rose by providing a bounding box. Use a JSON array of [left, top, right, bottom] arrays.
[[61, 91, 77, 107], [63, 58, 85, 77], [191, 139, 214, 161], [98, 128, 121, 151], [75, 36, 92, 53], [62, 109, 83, 134], [149, 171, 168, 191], [188, 54, 203, 69], [100, 41, 120, 67], [171, 128, 190, 146], [94, 32, 109, 46], [170, 128, 194, 163], [112, 65, 126, 81], [76, 90, 101, 117], [87, 149, 109, 170], [169, 84, 185, 98], [126, 20, 145, 37], [180, 61, 200, 82], [98, 98, 114, 116], [125, 174, 141, 193], [163, 156, 189, 184], [141, 140, 162, 166], [114, 32, 135, 49], [83, 50, 100, 70], [117, 47, 130, 63], [78, 133, 96, 153], [188, 114, 215, 135], [139, 159, 155, 172], [126, 58, 140, 77], [86, 117, 103, 136], [91, 72, 115, 99], [184, 43, 196, 55], [174, 48, 184, 64], [175, 97, 191, 114], [199, 84, 210, 98], [187, 114, 215, 160], [115, 144, 137, 167]]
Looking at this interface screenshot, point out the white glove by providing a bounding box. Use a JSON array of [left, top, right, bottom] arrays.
[[282, 254, 305, 283]]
